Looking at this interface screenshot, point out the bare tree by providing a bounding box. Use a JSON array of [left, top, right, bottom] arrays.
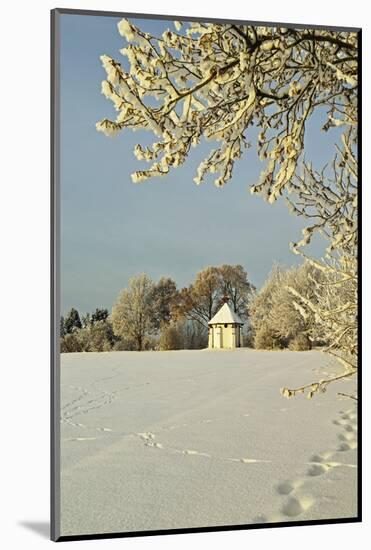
[[172, 265, 254, 327], [172, 266, 220, 327], [217, 264, 255, 318], [150, 276, 178, 330]]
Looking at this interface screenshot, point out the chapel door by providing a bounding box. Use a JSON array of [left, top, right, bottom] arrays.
[[232, 326, 236, 348], [215, 327, 222, 348]]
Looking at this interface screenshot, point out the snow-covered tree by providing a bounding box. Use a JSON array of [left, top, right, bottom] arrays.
[[97, 20, 357, 193], [158, 323, 183, 350], [250, 263, 319, 349], [281, 135, 358, 399], [111, 273, 155, 351], [77, 320, 115, 352]]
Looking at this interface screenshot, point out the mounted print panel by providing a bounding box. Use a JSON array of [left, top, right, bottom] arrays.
[[51, 8, 361, 541]]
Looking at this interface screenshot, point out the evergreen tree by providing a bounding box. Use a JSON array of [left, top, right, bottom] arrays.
[[64, 308, 82, 334]]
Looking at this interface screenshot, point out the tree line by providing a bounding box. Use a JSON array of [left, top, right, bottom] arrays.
[[61, 264, 254, 352], [61, 262, 327, 353]]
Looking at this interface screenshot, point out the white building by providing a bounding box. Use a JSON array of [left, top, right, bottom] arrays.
[[208, 302, 244, 349]]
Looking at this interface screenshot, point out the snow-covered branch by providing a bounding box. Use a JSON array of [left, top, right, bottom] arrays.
[[97, 20, 358, 191]]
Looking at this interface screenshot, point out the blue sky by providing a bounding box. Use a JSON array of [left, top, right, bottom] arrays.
[[60, 14, 341, 315]]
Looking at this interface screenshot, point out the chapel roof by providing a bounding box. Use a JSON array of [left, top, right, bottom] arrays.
[[208, 302, 244, 325]]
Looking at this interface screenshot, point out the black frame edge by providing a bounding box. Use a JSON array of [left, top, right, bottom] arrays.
[[56, 517, 361, 543], [53, 7, 361, 32]]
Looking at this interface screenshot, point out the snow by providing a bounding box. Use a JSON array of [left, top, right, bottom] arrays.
[[208, 303, 244, 325], [60, 349, 357, 537]]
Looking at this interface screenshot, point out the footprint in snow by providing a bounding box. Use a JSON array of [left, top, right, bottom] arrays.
[[310, 452, 333, 463], [307, 463, 331, 477], [264, 407, 357, 523], [281, 496, 313, 518], [338, 432, 355, 442], [337, 441, 357, 452], [335, 409, 357, 452], [276, 479, 302, 495], [253, 513, 283, 524]]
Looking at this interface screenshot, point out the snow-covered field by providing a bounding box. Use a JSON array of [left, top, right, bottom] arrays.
[[60, 349, 358, 537]]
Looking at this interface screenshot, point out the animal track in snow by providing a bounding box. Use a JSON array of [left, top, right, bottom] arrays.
[[61, 388, 117, 428], [137, 432, 156, 444], [134, 430, 271, 465], [182, 449, 210, 457], [135, 432, 210, 456], [61, 380, 118, 435], [229, 457, 271, 464], [61, 366, 125, 429]]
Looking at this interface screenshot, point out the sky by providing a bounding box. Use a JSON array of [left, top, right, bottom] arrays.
[[60, 14, 341, 316]]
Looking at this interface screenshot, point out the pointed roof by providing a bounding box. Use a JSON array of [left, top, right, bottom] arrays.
[[208, 303, 244, 325]]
